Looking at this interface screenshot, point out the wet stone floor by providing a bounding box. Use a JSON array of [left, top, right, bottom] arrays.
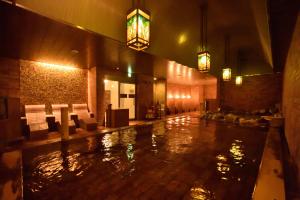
[[23, 115, 267, 200]]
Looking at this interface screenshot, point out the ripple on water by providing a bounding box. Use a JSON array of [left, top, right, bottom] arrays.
[[23, 116, 266, 199], [190, 183, 216, 200]]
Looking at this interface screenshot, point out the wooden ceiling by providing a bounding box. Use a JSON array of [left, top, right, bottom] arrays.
[[0, 1, 217, 84], [1, 0, 297, 77], [0, 1, 142, 74], [8, 0, 276, 75]]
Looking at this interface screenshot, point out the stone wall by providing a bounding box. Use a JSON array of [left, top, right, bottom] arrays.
[[20, 60, 88, 114], [282, 13, 300, 185], [221, 73, 282, 112]]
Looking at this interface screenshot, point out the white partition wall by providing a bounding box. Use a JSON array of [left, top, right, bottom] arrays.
[[120, 83, 135, 119]]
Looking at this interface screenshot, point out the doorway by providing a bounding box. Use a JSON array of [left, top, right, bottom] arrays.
[[104, 80, 136, 120], [120, 83, 135, 119]]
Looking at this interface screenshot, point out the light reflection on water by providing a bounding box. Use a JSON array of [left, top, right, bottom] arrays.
[[190, 185, 216, 200], [102, 131, 119, 149], [33, 151, 63, 181], [216, 154, 230, 180], [23, 115, 266, 199], [230, 139, 245, 165]]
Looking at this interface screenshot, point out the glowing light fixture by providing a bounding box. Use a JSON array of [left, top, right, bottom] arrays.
[[104, 79, 108, 84], [168, 94, 174, 99], [182, 95, 186, 99], [187, 95, 191, 99], [235, 51, 243, 86], [36, 61, 76, 71], [198, 51, 210, 72], [175, 95, 180, 99], [127, 1, 150, 51], [198, 5, 210, 72], [235, 76, 243, 85], [223, 68, 231, 81], [128, 66, 132, 78]]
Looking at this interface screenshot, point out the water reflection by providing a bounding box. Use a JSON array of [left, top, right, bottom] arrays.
[[101, 129, 137, 175], [102, 132, 119, 149], [126, 144, 134, 161], [216, 154, 230, 180], [23, 116, 266, 199], [30, 151, 63, 192], [120, 129, 137, 146], [167, 131, 193, 154], [230, 139, 245, 165], [190, 185, 216, 200]]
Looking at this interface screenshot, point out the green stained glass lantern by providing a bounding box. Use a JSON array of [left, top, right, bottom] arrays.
[[198, 51, 210, 72], [127, 8, 150, 51]]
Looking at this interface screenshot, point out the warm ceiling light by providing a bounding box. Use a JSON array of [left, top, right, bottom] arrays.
[[175, 95, 180, 99], [187, 95, 191, 99], [198, 51, 210, 72], [178, 33, 187, 45], [168, 94, 174, 99], [36, 62, 76, 71], [235, 76, 243, 85], [182, 95, 186, 99], [153, 77, 157, 81], [104, 79, 108, 84], [127, 8, 150, 51], [223, 68, 231, 81]]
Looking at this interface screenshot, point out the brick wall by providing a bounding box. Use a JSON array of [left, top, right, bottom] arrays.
[[221, 73, 282, 112], [282, 13, 300, 185]]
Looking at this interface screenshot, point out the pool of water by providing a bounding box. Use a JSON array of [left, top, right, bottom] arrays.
[[23, 115, 267, 199]]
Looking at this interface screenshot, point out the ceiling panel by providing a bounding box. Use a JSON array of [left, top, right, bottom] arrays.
[[14, 0, 273, 75]]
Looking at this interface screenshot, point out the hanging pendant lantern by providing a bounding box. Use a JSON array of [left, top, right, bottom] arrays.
[[198, 5, 210, 72], [222, 36, 232, 81], [198, 51, 210, 72], [235, 51, 243, 85], [127, 1, 150, 51], [235, 76, 243, 85], [223, 68, 231, 81]]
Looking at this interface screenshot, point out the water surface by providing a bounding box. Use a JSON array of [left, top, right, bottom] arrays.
[[23, 115, 266, 199]]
